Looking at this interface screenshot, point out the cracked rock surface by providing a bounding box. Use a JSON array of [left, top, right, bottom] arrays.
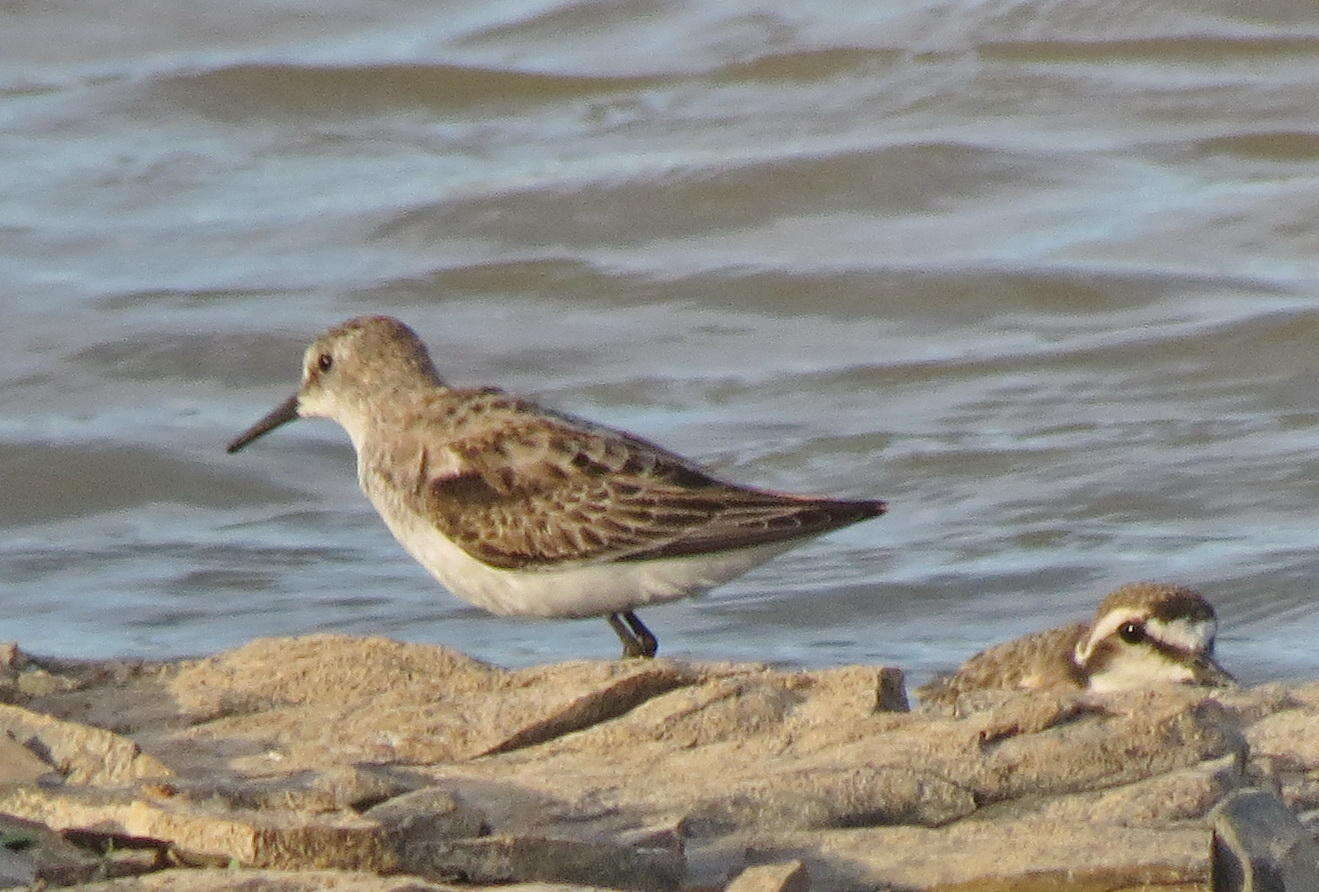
[[0, 634, 1312, 889]]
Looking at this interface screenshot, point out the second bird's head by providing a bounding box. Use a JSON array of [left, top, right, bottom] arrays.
[[1072, 582, 1234, 693]]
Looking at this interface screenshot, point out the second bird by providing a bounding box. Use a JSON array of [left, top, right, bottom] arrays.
[[227, 315, 886, 658], [918, 582, 1235, 706]]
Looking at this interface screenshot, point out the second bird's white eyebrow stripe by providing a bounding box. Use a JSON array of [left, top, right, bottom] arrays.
[[1144, 617, 1216, 652], [1076, 610, 1215, 663], [1077, 608, 1142, 662]]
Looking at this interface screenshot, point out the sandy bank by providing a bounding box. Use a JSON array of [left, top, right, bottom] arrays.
[[2, 635, 1316, 890]]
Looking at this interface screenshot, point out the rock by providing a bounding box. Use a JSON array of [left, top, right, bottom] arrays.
[[1210, 787, 1319, 891], [16, 665, 82, 697], [1002, 752, 1244, 826], [478, 660, 703, 757], [794, 665, 909, 716], [72, 867, 467, 889], [77, 874, 613, 891], [921, 863, 1207, 890], [0, 784, 396, 872], [725, 860, 809, 892], [2, 634, 1315, 890], [683, 762, 977, 832], [0, 731, 55, 783], [0, 844, 36, 888], [761, 819, 1210, 889], [618, 821, 684, 850], [0, 644, 96, 704], [365, 786, 490, 841], [162, 635, 705, 766], [1247, 707, 1319, 769], [1241, 694, 1319, 817], [162, 765, 416, 813], [0, 702, 171, 784], [0, 643, 19, 705], [0, 642, 20, 670], [160, 637, 908, 771], [967, 691, 1245, 804], [398, 834, 684, 890], [0, 812, 160, 886]]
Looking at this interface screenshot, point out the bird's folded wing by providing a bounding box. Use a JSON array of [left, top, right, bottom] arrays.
[[377, 410, 880, 570]]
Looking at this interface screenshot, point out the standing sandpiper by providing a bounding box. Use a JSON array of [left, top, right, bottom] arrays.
[[918, 582, 1235, 705], [227, 315, 886, 658]]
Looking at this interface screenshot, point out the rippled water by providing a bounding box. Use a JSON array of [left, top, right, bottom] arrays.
[[3, 0, 1318, 686]]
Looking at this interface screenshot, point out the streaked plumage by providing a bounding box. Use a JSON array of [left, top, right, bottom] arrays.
[[227, 316, 886, 657], [918, 582, 1234, 706]]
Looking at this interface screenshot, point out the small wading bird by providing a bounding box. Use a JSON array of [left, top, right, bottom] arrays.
[[917, 582, 1235, 705], [227, 316, 886, 658]]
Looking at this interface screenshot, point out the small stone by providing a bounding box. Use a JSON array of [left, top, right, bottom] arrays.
[[726, 860, 810, 892], [802, 666, 908, 716], [0, 642, 22, 670], [399, 834, 684, 890], [0, 813, 111, 886], [0, 702, 171, 785], [70, 867, 462, 889], [684, 763, 976, 833], [366, 786, 490, 842], [0, 846, 36, 888], [0, 784, 395, 872], [0, 733, 53, 784], [165, 765, 415, 813], [618, 822, 685, 857], [16, 667, 80, 697], [141, 782, 180, 800], [314, 764, 415, 811], [1210, 787, 1319, 891]]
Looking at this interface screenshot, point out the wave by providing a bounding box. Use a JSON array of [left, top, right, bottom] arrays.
[[140, 62, 659, 118]]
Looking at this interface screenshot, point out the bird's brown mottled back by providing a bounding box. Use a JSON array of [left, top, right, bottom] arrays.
[[358, 387, 884, 570]]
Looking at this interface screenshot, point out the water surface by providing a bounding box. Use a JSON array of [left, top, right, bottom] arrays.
[[3, 0, 1318, 687]]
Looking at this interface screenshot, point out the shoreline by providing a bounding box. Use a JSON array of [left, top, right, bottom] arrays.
[[3, 633, 1316, 889]]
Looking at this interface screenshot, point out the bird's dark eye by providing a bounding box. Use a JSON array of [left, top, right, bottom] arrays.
[[1118, 621, 1144, 644], [317, 353, 333, 373]]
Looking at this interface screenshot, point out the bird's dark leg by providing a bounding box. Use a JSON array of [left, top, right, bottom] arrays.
[[607, 613, 647, 659], [607, 612, 657, 659], [621, 611, 658, 658]]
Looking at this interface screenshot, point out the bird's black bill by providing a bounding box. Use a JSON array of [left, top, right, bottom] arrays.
[[227, 394, 300, 453], [1192, 655, 1237, 688]]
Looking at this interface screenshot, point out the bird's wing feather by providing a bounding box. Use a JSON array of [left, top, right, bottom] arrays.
[[917, 623, 1088, 706], [365, 390, 883, 570]]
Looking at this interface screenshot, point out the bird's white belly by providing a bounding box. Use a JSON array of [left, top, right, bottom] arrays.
[[367, 488, 796, 618]]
